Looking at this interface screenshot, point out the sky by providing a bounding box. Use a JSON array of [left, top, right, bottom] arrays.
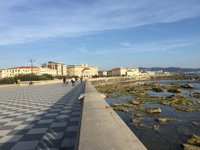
[[0, 0, 200, 70]]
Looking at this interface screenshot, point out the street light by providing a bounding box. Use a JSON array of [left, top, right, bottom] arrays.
[[29, 58, 36, 85]]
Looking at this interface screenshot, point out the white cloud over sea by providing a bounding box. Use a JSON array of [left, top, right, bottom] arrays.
[[0, 0, 200, 45]]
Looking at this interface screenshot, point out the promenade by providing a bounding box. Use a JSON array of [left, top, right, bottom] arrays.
[[0, 82, 84, 150]]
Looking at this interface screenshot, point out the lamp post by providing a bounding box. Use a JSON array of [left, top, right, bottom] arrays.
[[29, 58, 36, 85]]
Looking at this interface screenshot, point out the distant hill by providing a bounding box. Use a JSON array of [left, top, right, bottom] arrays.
[[139, 67, 200, 73]]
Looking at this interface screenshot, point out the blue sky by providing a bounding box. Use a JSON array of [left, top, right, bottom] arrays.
[[0, 0, 200, 69]]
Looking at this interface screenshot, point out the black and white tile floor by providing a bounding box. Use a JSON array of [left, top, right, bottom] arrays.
[[0, 82, 84, 150]]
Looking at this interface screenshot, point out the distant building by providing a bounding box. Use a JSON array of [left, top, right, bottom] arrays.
[[98, 70, 108, 77], [67, 64, 98, 78], [107, 70, 112, 77], [39, 67, 57, 76], [126, 68, 140, 76], [0, 66, 40, 78], [111, 68, 128, 76], [42, 61, 67, 76]]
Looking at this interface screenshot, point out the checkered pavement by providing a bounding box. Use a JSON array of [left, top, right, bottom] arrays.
[[0, 82, 85, 150]]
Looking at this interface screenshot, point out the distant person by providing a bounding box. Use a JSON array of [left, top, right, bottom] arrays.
[[75, 76, 79, 83], [17, 79, 20, 86], [80, 77, 83, 83], [71, 77, 75, 86], [63, 77, 66, 85]]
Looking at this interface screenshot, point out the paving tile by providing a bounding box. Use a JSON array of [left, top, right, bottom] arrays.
[[43, 132, 64, 140], [0, 135, 23, 143], [50, 122, 67, 127], [4, 121, 24, 126], [66, 126, 79, 132], [0, 130, 11, 136], [61, 138, 76, 148], [26, 117, 42, 121], [11, 141, 39, 150], [27, 128, 48, 134], [38, 119, 54, 124], [14, 124, 34, 130]]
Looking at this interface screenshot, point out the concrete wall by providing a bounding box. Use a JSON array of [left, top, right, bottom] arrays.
[[78, 81, 147, 150]]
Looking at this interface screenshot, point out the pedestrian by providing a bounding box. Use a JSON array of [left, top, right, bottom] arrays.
[[71, 77, 75, 86], [17, 79, 20, 86], [80, 77, 83, 83], [63, 77, 66, 85]]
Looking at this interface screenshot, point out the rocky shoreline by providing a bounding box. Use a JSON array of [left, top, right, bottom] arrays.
[[93, 79, 200, 150]]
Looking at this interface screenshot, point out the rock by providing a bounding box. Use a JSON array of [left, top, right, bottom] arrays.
[[113, 107, 129, 113], [181, 84, 194, 89], [167, 88, 182, 93], [156, 118, 176, 123], [168, 93, 186, 100], [146, 107, 162, 114], [150, 82, 160, 87], [187, 134, 200, 146], [132, 119, 140, 123], [131, 100, 141, 105], [152, 87, 164, 92], [192, 122, 200, 126], [134, 113, 145, 117], [183, 144, 200, 150], [110, 103, 123, 107], [190, 92, 200, 98], [153, 125, 160, 130]]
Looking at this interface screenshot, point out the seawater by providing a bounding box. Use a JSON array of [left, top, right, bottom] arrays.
[[106, 80, 200, 150]]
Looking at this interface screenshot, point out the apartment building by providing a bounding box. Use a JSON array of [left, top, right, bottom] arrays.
[[42, 61, 67, 76], [0, 66, 40, 78], [111, 68, 128, 76], [39, 67, 57, 76], [98, 70, 108, 77], [111, 67, 140, 76]]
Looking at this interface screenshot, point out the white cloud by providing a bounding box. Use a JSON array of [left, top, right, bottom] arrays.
[[89, 39, 199, 56], [0, 0, 200, 45]]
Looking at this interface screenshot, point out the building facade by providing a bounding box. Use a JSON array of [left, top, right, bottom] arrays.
[[98, 70, 108, 77], [39, 67, 57, 76], [0, 66, 40, 78], [111, 68, 128, 76], [67, 64, 98, 78], [42, 61, 67, 76], [126, 68, 140, 76]]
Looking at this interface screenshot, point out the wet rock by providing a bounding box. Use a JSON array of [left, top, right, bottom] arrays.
[[146, 107, 162, 114], [156, 118, 176, 123], [167, 88, 182, 93], [181, 84, 194, 89], [150, 82, 160, 87], [113, 107, 129, 113], [110, 103, 123, 107], [168, 93, 186, 100], [183, 144, 200, 150], [192, 122, 200, 126], [153, 125, 160, 130], [132, 118, 141, 123], [152, 87, 164, 92], [187, 134, 200, 146], [134, 113, 145, 117], [190, 92, 200, 98], [131, 100, 141, 105]]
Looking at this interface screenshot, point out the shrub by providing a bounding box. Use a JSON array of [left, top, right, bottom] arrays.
[[0, 74, 54, 84]]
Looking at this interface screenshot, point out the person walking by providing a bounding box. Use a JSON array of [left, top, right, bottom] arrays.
[[71, 77, 75, 86], [63, 77, 66, 85], [80, 77, 83, 83]]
